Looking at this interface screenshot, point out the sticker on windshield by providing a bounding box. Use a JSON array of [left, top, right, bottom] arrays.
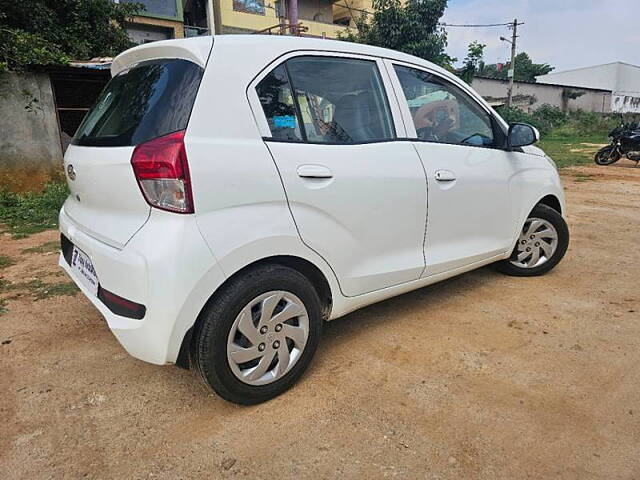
[[273, 115, 297, 129]]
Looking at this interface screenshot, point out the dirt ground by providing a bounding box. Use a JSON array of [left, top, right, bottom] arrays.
[[1, 161, 639, 479]]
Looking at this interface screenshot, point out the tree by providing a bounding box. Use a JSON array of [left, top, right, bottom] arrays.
[[458, 41, 486, 84], [0, 0, 141, 72], [479, 52, 554, 83], [341, 0, 455, 68]]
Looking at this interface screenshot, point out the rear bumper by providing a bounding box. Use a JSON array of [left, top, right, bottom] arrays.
[[59, 206, 226, 365]]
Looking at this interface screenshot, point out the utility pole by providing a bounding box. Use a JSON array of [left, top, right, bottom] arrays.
[[500, 18, 522, 108], [500, 19, 519, 108], [288, 0, 298, 34], [507, 18, 518, 108]]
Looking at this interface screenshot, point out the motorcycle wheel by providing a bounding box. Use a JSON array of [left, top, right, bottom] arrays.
[[595, 145, 621, 165]]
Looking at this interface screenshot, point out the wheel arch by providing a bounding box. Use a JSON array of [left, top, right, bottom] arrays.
[[176, 254, 333, 369], [507, 189, 565, 257], [537, 194, 562, 215]]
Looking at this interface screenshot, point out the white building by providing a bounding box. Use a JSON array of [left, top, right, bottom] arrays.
[[537, 62, 640, 113]]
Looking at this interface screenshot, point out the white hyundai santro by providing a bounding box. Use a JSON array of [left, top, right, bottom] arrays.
[[60, 35, 568, 404]]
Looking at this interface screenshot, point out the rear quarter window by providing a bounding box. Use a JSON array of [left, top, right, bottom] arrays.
[[73, 59, 203, 147]]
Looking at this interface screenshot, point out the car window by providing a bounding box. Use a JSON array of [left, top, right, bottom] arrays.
[[285, 56, 394, 144], [73, 59, 203, 147], [256, 64, 303, 142], [394, 65, 494, 147]]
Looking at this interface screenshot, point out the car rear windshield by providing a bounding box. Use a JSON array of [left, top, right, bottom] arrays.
[[72, 59, 204, 147]]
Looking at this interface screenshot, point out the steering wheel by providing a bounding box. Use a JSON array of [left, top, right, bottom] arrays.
[[417, 115, 454, 142], [416, 126, 436, 141], [459, 132, 486, 146]]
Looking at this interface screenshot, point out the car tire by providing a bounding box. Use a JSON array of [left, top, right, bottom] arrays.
[[191, 264, 322, 405], [494, 204, 569, 277]]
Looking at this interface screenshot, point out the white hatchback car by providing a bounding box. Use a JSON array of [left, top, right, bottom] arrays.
[[60, 35, 568, 404]]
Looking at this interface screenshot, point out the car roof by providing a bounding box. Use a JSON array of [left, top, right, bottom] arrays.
[[112, 34, 452, 80]]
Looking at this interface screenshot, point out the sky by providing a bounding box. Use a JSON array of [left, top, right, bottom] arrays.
[[442, 0, 640, 72]]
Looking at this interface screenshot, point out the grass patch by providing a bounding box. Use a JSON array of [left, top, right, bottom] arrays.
[[2, 278, 78, 301], [574, 172, 595, 182], [21, 241, 60, 255], [33, 281, 78, 300], [538, 131, 608, 169], [0, 255, 15, 269], [0, 278, 10, 315], [0, 182, 68, 238]]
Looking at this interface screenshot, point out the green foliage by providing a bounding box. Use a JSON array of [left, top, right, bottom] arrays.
[[497, 104, 620, 142], [21, 241, 60, 254], [2, 277, 78, 301], [0, 182, 69, 237], [496, 104, 568, 136], [0, 28, 69, 72], [496, 105, 621, 168], [458, 41, 486, 84], [537, 133, 607, 169], [0, 255, 15, 269], [0, 0, 142, 71], [340, 0, 454, 68], [558, 110, 619, 137], [479, 52, 554, 83]]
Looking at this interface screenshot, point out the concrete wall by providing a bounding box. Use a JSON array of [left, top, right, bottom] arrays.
[[0, 72, 63, 192], [537, 62, 640, 114], [612, 93, 640, 114], [471, 77, 612, 114]]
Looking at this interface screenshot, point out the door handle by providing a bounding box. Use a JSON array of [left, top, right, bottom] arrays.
[[297, 165, 333, 179], [435, 170, 456, 182]]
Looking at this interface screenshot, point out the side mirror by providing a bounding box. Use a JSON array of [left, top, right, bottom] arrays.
[[507, 122, 540, 148]]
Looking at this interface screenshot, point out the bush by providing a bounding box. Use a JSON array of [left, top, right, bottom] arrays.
[[533, 105, 567, 130], [496, 106, 555, 136], [495, 105, 623, 139], [0, 182, 69, 237]]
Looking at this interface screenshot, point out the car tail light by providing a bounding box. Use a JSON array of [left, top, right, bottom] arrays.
[[131, 130, 194, 213]]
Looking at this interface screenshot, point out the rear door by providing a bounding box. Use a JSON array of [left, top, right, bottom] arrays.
[[249, 53, 428, 297], [63, 55, 207, 248], [386, 60, 515, 275]]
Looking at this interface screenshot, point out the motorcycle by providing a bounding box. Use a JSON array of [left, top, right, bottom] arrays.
[[594, 119, 640, 166]]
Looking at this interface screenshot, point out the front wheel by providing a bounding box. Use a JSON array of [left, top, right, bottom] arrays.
[[495, 204, 569, 277], [191, 264, 322, 405], [595, 145, 621, 165]]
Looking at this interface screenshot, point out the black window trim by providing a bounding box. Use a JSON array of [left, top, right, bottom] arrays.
[[255, 53, 399, 146], [282, 61, 309, 143]]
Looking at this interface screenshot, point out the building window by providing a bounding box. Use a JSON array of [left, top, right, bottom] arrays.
[[120, 0, 179, 19], [233, 0, 265, 15]]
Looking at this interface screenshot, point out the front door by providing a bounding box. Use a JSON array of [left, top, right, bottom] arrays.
[[388, 61, 516, 275], [251, 54, 428, 297]]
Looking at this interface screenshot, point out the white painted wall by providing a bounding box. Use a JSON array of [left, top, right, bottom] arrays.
[[537, 62, 640, 113], [472, 77, 611, 114]]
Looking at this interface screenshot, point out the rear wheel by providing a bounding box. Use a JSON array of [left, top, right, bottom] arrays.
[[595, 145, 621, 165], [191, 264, 322, 405], [495, 204, 569, 277]]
